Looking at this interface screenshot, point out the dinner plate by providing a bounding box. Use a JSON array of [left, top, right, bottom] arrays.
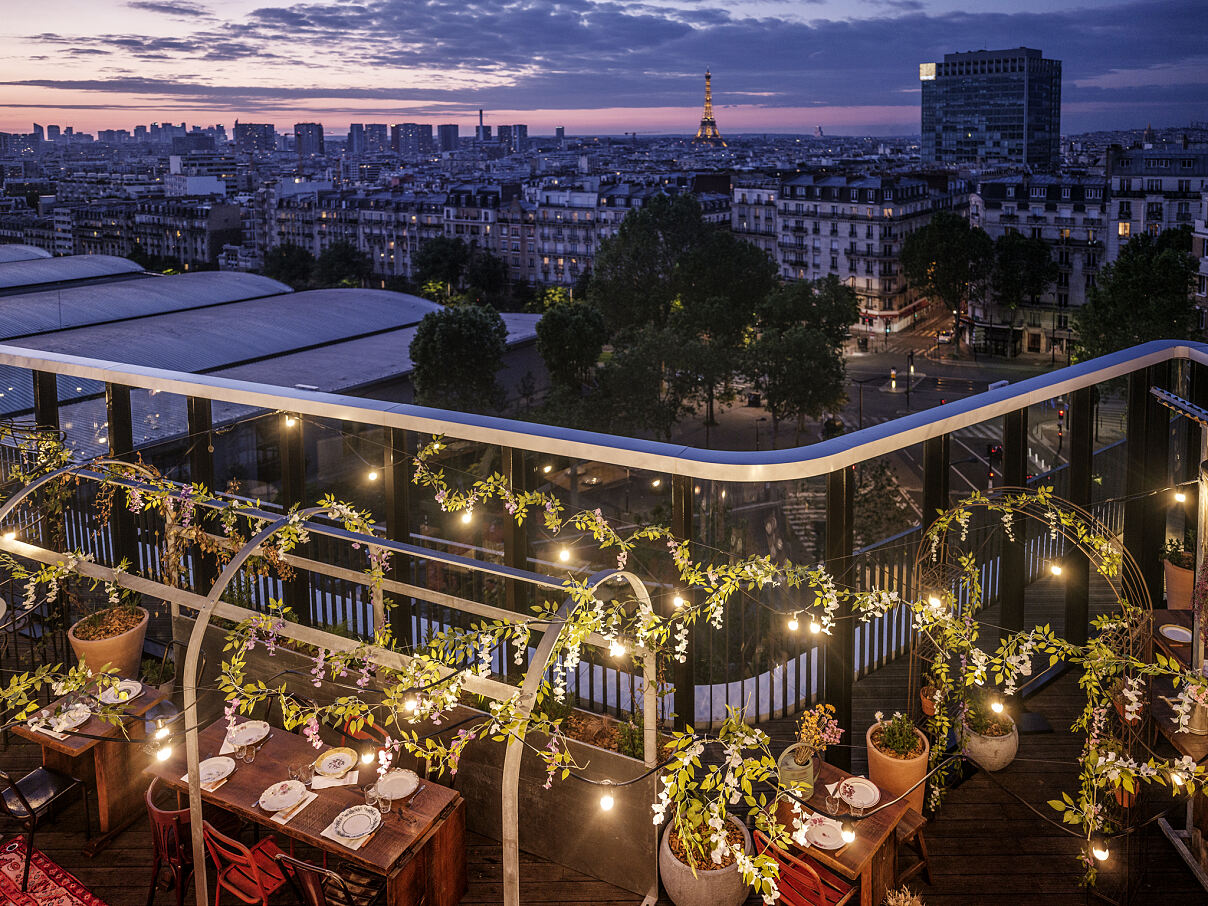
[[376, 769, 419, 800], [259, 779, 307, 812], [806, 823, 845, 850], [333, 805, 382, 839], [226, 720, 270, 748], [1160, 623, 1193, 644], [198, 756, 236, 786], [839, 777, 881, 810], [314, 747, 358, 777], [53, 704, 92, 732], [100, 679, 142, 705]]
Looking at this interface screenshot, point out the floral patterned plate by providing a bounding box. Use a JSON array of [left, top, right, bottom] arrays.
[[314, 747, 358, 777], [199, 756, 236, 786], [332, 804, 381, 839], [259, 779, 307, 812], [806, 823, 845, 850], [839, 777, 880, 809], [226, 720, 270, 748]]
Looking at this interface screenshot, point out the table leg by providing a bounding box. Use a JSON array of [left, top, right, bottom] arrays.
[[386, 799, 466, 906]]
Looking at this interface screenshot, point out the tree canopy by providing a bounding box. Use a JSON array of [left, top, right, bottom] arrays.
[[312, 240, 373, 288], [414, 236, 470, 288], [901, 211, 993, 336], [989, 232, 1057, 313], [261, 243, 315, 290], [409, 304, 509, 413], [536, 299, 606, 393], [1073, 228, 1199, 360]]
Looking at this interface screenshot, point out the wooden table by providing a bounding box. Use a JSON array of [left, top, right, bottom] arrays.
[[146, 719, 467, 906], [13, 684, 167, 853], [775, 762, 908, 906]]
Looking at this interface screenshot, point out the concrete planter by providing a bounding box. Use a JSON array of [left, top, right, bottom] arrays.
[[659, 816, 752, 906], [866, 723, 929, 814], [1164, 560, 1194, 610], [69, 606, 149, 680], [960, 718, 1019, 772]]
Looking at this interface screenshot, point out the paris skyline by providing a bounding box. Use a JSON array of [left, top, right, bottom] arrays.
[[1, 0, 1204, 136]]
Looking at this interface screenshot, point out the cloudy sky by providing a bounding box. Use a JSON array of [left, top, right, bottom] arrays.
[[1, 0, 1205, 135]]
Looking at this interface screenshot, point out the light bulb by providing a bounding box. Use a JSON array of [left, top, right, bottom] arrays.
[[609, 639, 627, 658], [461, 510, 472, 524], [1171, 771, 1185, 787], [362, 749, 375, 764], [155, 724, 170, 740], [672, 595, 684, 609], [1090, 834, 1109, 862], [559, 547, 570, 562], [2, 531, 14, 541], [809, 619, 821, 634], [543, 464, 552, 474], [787, 616, 799, 632], [991, 700, 1004, 714], [367, 470, 379, 481], [284, 416, 296, 427], [1050, 563, 1063, 576], [600, 792, 615, 811], [405, 698, 418, 712], [156, 744, 173, 762], [840, 822, 856, 844], [651, 478, 662, 488], [1175, 490, 1187, 503], [928, 595, 943, 611]]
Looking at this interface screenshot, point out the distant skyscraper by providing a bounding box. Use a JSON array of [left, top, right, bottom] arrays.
[[555, 126, 565, 143], [31, 123, 44, 144], [392, 123, 433, 155], [476, 124, 492, 142], [497, 124, 512, 150], [693, 70, 725, 146], [920, 47, 1061, 168], [347, 123, 366, 154], [233, 121, 276, 152], [438, 124, 459, 152], [295, 123, 325, 156], [365, 124, 388, 152], [512, 124, 528, 152], [46, 125, 61, 143]]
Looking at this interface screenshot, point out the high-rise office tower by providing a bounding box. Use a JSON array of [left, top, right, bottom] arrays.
[[476, 124, 492, 142], [555, 126, 565, 143], [920, 47, 1061, 168], [46, 125, 61, 143], [512, 124, 528, 152], [294, 122, 325, 156], [392, 123, 434, 155], [497, 124, 512, 151], [233, 121, 277, 152], [438, 124, 459, 152], [347, 123, 366, 154], [365, 124, 388, 152]]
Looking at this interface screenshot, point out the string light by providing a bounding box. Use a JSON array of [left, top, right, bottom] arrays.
[[1050, 563, 1063, 576], [840, 821, 856, 844], [809, 619, 821, 634], [284, 416, 296, 427], [154, 719, 169, 741], [156, 743, 173, 762], [2, 531, 14, 541], [672, 595, 684, 609], [990, 700, 1004, 714], [600, 791, 615, 811], [651, 478, 662, 488], [367, 470, 379, 481], [405, 698, 419, 713], [362, 747, 376, 764], [787, 614, 800, 632], [1090, 833, 1110, 862], [542, 464, 553, 474], [1175, 490, 1187, 503], [928, 595, 944, 613], [558, 547, 570, 563], [461, 510, 473, 524], [609, 639, 627, 658]]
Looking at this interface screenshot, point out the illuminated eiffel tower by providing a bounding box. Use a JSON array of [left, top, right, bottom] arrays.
[[693, 69, 726, 146]]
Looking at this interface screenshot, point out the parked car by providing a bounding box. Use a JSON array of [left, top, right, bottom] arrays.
[[937, 329, 954, 345]]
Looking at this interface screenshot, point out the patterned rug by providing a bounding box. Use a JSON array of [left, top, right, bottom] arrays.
[[0, 838, 110, 906]]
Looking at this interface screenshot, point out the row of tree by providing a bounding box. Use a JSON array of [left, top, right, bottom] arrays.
[[261, 240, 374, 290]]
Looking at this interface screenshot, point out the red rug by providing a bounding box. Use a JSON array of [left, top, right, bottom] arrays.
[[0, 838, 110, 906]]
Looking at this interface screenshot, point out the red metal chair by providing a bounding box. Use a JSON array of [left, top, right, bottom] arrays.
[[274, 851, 388, 906], [145, 778, 193, 906], [753, 829, 857, 906], [201, 820, 288, 906]]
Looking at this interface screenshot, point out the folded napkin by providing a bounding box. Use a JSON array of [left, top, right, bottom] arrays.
[[181, 771, 228, 794], [311, 771, 359, 790], [320, 819, 376, 850], [271, 790, 318, 825], [29, 722, 68, 740]]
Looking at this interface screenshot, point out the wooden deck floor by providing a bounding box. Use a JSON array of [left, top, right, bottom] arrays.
[[4, 578, 1208, 905]]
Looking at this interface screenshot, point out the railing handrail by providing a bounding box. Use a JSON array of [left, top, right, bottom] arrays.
[[0, 338, 1197, 482]]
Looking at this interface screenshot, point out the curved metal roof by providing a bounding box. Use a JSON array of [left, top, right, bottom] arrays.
[[8, 288, 443, 375], [0, 244, 52, 264], [0, 254, 143, 289], [0, 270, 292, 339]]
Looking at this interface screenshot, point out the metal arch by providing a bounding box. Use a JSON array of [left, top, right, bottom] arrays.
[[181, 504, 329, 906], [500, 568, 660, 906], [0, 456, 167, 529]]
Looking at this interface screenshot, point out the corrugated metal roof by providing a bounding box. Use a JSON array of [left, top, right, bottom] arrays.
[[0, 271, 292, 339], [0, 245, 52, 263], [0, 255, 144, 289], [7, 288, 443, 375]]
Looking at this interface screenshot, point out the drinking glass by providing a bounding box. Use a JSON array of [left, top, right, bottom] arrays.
[[364, 786, 380, 810], [299, 763, 315, 787], [377, 790, 392, 814], [288, 763, 302, 782], [241, 743, 256, 764], [825, 794, 841, 816], [233, 744, 247, 762]]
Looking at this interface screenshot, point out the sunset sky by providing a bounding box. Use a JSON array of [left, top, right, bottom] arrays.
[[1, 0, 1204, 136]]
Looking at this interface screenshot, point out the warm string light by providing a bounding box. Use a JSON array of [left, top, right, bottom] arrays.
[[558, 547, 571, 563], [405, 698, 419, 713], [1175, 490, 1188, 503], [542, 464, 553, 474], [367, 470, 379, 481], [284, 415, 296, 427], [672, 595, 684, 609], [461, 510, 473, 524], [787, 613, 800, 632], [990, 700, 1004, 714], [361, 747, 376, 765], [1090, 833, 1110, 862], [599, 790, 615, 811], [1050, 562, 1063, 576], [809, 618, 821, 634], [2, 531, 14, 541], [609, 639, 628, 658], [840, 820, 856, 844]]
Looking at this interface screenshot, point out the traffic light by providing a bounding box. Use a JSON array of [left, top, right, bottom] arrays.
[[885, 323, 891, 337]]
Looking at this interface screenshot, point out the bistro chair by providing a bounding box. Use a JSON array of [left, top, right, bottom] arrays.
[[274, 852, 389, 906], [146, 778, 195, 906], [201, 819, 288, 906], [753, 829, 857, 906], [0, 766, 90, 891]]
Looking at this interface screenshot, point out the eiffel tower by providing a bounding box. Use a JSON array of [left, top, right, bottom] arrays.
[[694, 69, 726, 146]]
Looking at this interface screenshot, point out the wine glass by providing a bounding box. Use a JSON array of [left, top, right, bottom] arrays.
[[288, 762, 302, 782], [364, 785, 380, 810], [825, 793, 841, 816], [298, 763, 315, 788]]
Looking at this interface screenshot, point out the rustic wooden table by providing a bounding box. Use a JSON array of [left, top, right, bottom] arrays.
[[13, 683, 167, 853], [146, 719, 466, 906], [775, 761, 909, 906]]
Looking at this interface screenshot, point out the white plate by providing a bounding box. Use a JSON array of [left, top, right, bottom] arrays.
[[226, 720, 270, 747], [100, 679, 142, 705], [806, 823, 846, 850], [199, 756, 236, 786], [376, 769, 419, 800], [333, 805, 382, 839], [53, 704, 91, 732], [840, 777, 881, 810], [315, 749, 357, 777], [1160, 623, 1193, 644], [259, 779, 307, 812]]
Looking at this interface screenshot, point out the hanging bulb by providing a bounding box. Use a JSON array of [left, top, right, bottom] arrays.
[[404, 698, 418, 713], [559, 547, 570, 563], [1175, 490, 1188, 503], [840, 821, 856, 844], [542, 464, 553, 474], [990, 700, 1004, 714], [600, 791, 615, 811], [651, 478, 662, 488], [367, 470, 379, 481], [361, 748, 375, 764], [284, 415, 296, 427], [154, 719, 169, 741], [1090, 833, 1110, 862], [461, 510, 473, 524], [809, 619, 821, 634], [787, 614, 799, 632], [156, 743, 173, 762], [1050, 563, 1063, 576], [609, 639, 627, 658], [928, 595, 943, 612], [2, 531, 14, 541], [672, 595, 684, 609]]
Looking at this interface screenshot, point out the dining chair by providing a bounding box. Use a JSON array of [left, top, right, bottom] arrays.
[[145, 778, 195, 906], [274, 852, 389, 906], [201, 819, 288, 906], [0, 766, 90, 891], [753, 829, 857, 906]]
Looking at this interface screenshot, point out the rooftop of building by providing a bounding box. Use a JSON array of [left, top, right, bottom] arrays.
[[0, 243, 52, 263], [0, 253, 145, 291]]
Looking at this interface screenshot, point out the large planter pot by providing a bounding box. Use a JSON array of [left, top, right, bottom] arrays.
[[920, 687, 937, 717], [960, 718, 1019, 772], [659, 816, 752, 906], [1164, 560, 1194, 609], [69, 606, 149, 680], [866, 723, 929, 815], [776, 744, 821, 798]]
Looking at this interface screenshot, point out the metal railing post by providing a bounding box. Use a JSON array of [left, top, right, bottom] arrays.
[[279, 411, 311, 623], [1065, 388, 1093, 645], [1000, 409, 1028, 636], [383, 427, 414, 646], [186, 397, 217, 595], [105, 382, 139, 569], [501, 446, 528, 667], [922, 434, 950, 529], [1126, 365, 1170, 607], [825, 466, 854, 771], [671, 474, 695, 731]]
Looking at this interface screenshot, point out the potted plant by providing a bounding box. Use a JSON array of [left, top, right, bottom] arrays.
[[141, 656, 176, 697], [867, 711, 929, 814], [777, 703, 843, 798], [69, 597, 149, 681], [959, 694, 1018, 772], [919, 675, 940, 717], [1163, 538, 1195, 609], [883, 887, 926, 906]]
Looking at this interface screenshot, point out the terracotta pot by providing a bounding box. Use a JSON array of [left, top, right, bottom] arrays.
[[1114, 783, 1134, 809], [1164, 560, 1194, 609], [920, 688, 937, 717], [866, 723, 929, 815], [68, 606, 149, 680], [960, 718, 1019, 772], [777, 745, 821, 798], [659, 816, 752, 906]]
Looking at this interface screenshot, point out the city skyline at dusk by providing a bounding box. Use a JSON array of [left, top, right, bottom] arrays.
[[1, 0, 1205, 136]]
